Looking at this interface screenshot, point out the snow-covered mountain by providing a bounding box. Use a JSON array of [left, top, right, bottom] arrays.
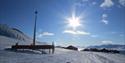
[[0, 24, 30, 41], [0, 24, 47, 49], [87, 44, 125, 51]]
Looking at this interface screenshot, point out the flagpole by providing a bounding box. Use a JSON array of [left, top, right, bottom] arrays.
[[33, 11, 38, 46]]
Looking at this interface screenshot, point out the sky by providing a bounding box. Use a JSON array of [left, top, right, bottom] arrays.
[[0, 0, 125, 47]]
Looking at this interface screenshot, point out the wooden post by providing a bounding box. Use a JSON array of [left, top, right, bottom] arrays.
[[49, 49, 50, 54], [52, 42, 55, 54]]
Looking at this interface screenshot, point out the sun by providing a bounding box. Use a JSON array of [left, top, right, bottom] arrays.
[[67, 13, 81, 30]]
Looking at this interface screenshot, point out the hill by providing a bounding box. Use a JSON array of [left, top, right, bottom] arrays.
[[87, 44, 125, 51], [0, 24, 47, 49], [0, 24, 30, 41]]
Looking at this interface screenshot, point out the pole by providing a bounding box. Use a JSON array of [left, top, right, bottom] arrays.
[[52, 42, 55, 54], [33, 11, 38, 46]]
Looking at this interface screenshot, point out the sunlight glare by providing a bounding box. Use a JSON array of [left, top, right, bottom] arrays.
[[67, 13, 81, 30]]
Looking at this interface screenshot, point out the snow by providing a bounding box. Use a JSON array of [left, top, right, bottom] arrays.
[[0, 48, 125, 63], [0, 36, 46, 49], [0, 24, 30, 41], [0, 36, 32, 49], [0, 36, 125, 63]]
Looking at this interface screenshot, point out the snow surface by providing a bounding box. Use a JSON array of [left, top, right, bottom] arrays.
[[0, 36, 125, 63]]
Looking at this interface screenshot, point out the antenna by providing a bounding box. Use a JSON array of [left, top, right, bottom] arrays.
[[33, 11, 38, 46]]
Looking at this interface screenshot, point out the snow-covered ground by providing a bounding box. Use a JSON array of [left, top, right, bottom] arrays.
[[0, 48, 125, 63], [0, 36, 125, 63]]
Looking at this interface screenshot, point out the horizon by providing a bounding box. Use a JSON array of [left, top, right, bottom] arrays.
[[0, 0, 125, 47]]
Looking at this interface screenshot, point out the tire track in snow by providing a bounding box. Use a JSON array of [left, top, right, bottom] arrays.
[[90, 52, 116, 63], [85, 52, 102, 63]]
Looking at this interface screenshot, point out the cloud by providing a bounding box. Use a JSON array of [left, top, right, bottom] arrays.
[[119, 0, 125, 6], [102, 40, 113, 44], [63, 30, 90, 35], [102, 14, 108, 18], [91, 35, 98, 37], [75, 0, 97, 7], [74, 0, 89, 7], [110, 32, 124, 37], [120, 34, 124, 37], [101, 19, 108, 24], [41, 32, 54, 36], [100, 0, 114, 8], [101, 14, 109, 24], [37, 32, 54, 38]]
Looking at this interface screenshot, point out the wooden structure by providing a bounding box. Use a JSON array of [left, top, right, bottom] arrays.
[[11, 43, 55, 54], [11, 11, 55, 54]]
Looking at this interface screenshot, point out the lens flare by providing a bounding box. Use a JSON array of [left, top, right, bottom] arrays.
[[66, 13, 82, 30]]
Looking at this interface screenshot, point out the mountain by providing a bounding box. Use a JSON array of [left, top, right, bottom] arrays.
[[0, 24, 30, 41], [87, 44, 125, 51], [0, 24, 47, 49]]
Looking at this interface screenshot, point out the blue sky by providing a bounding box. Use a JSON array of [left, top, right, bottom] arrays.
[[0, 0, 125, 47]]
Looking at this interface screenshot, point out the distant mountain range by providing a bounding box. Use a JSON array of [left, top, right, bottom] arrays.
[[87, 44, 125, 51]]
